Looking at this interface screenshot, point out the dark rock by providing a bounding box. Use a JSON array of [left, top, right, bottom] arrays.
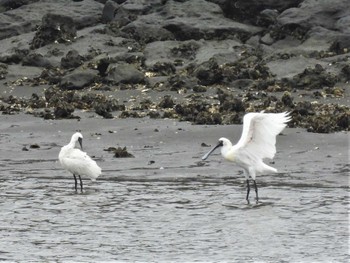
[[148, 111, 161, 119], [102, 0, 119, 23], [0, 0, 40, 12], [195, 111, 222, 125], [257, 9, 279, 27], [295, 101, 313, 116], [220, 97, 245, 113], [165, 75, 197, 92], [278, 0, 350, 31], [120, 20, 174, 44], [170, 41, 201, 60], [61, 50, 84, 69], [260, 33, 275, 45], [92, 96, 125, 119], [96, 58, 110, 77], [329, 35, 350, 55], [118, 0, 262, 43], [95, 104, 114, 119], [0, 49, 30, 64], [336, 112, 349, 129], [37, 68, 65, 85], [276, 0, 350, 41], [54, 102, 74, 119], [165, 0, 262, 41], [281, 91, 294, 107], [119, 110, 141, 118], [230, 79, 255, 89], [108, 1, 166, 40], [60, 68, 98, 90], [340, 65, 350, 81], [28, 93, 46, 108], [0, 62, 8, 78], [30, 13, 77, 49], [158, 95, 174, 108], [194, 59, 223, 86], [151, 62, 176, 76], [29, 143, 40, 149], [22, 53, 52, 68], [192, 85, 207, 93], [221, 0, 302, 24], [0, 0, 102, 41], [291, 64, 339, 90], [106, 63, 145, 84], [44, 86, 74, 105]]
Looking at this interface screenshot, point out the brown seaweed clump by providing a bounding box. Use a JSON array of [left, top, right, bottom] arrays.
[[290, 101, 349, 133], [104, 147, 134, 158]]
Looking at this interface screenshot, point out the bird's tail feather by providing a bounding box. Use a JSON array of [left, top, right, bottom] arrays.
[[260, 162, 277, 174], [87, 161, 102, 181]]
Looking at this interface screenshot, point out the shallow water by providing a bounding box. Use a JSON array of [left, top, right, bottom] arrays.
[[0, 114, 348, 262], [1, 174, 348, 262]]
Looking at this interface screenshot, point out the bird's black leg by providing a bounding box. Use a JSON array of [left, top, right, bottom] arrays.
[[73, 174, 78, 192], [246, 179, 250, 204], [253, 180, 259, 204], [78, 175, 83, 193]]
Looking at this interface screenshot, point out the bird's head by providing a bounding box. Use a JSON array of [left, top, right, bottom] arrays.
[[218, 137, 232, 147], [202, 137, 231, 160], [71, 132, 83, 150]]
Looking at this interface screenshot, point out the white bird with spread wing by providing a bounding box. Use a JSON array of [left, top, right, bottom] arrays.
[[59, 132, 101, 192], [202, 112, 291, 204]]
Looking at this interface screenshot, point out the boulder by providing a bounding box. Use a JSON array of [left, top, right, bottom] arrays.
[[118, 0, 262, 43], [22, 53, 53, 68], [30, 13, 77, 49], [0, 0, 103, 40], [61, 50, 84, 69], [106, 63, 145, 84], [220, 0, 302, 24], [60, 68, 98, 90]]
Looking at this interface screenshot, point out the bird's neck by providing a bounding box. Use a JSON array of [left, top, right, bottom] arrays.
[[68, 139, 76, 149], [221, 144, 235, 161]]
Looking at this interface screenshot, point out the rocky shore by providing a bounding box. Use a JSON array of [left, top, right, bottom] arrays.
[[0, 0, 349, 133]]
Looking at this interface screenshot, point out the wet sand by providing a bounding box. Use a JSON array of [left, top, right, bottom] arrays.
[[0, 112, 348, 262]]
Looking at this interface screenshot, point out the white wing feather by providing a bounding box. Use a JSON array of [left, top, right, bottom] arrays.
[[236, 112, 290, 160], [60, 148, 101, 180]]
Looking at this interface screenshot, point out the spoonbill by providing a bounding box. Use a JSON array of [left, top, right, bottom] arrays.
[[202, 111, 291, 204], [59, 132, 102, 192]]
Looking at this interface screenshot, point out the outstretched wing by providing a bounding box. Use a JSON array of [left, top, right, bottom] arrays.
[[235, 112, 290, 160]]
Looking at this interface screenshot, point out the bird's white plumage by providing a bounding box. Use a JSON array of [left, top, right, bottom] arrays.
[[59, 132, 101, 181], [203, 111, 290, 180], [235, 111, 290, 161], [202, 111, 290, 203]]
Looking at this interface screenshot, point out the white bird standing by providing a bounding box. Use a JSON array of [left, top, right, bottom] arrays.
[[59, 132, 102, 192], [202, 112, 291, 204]]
